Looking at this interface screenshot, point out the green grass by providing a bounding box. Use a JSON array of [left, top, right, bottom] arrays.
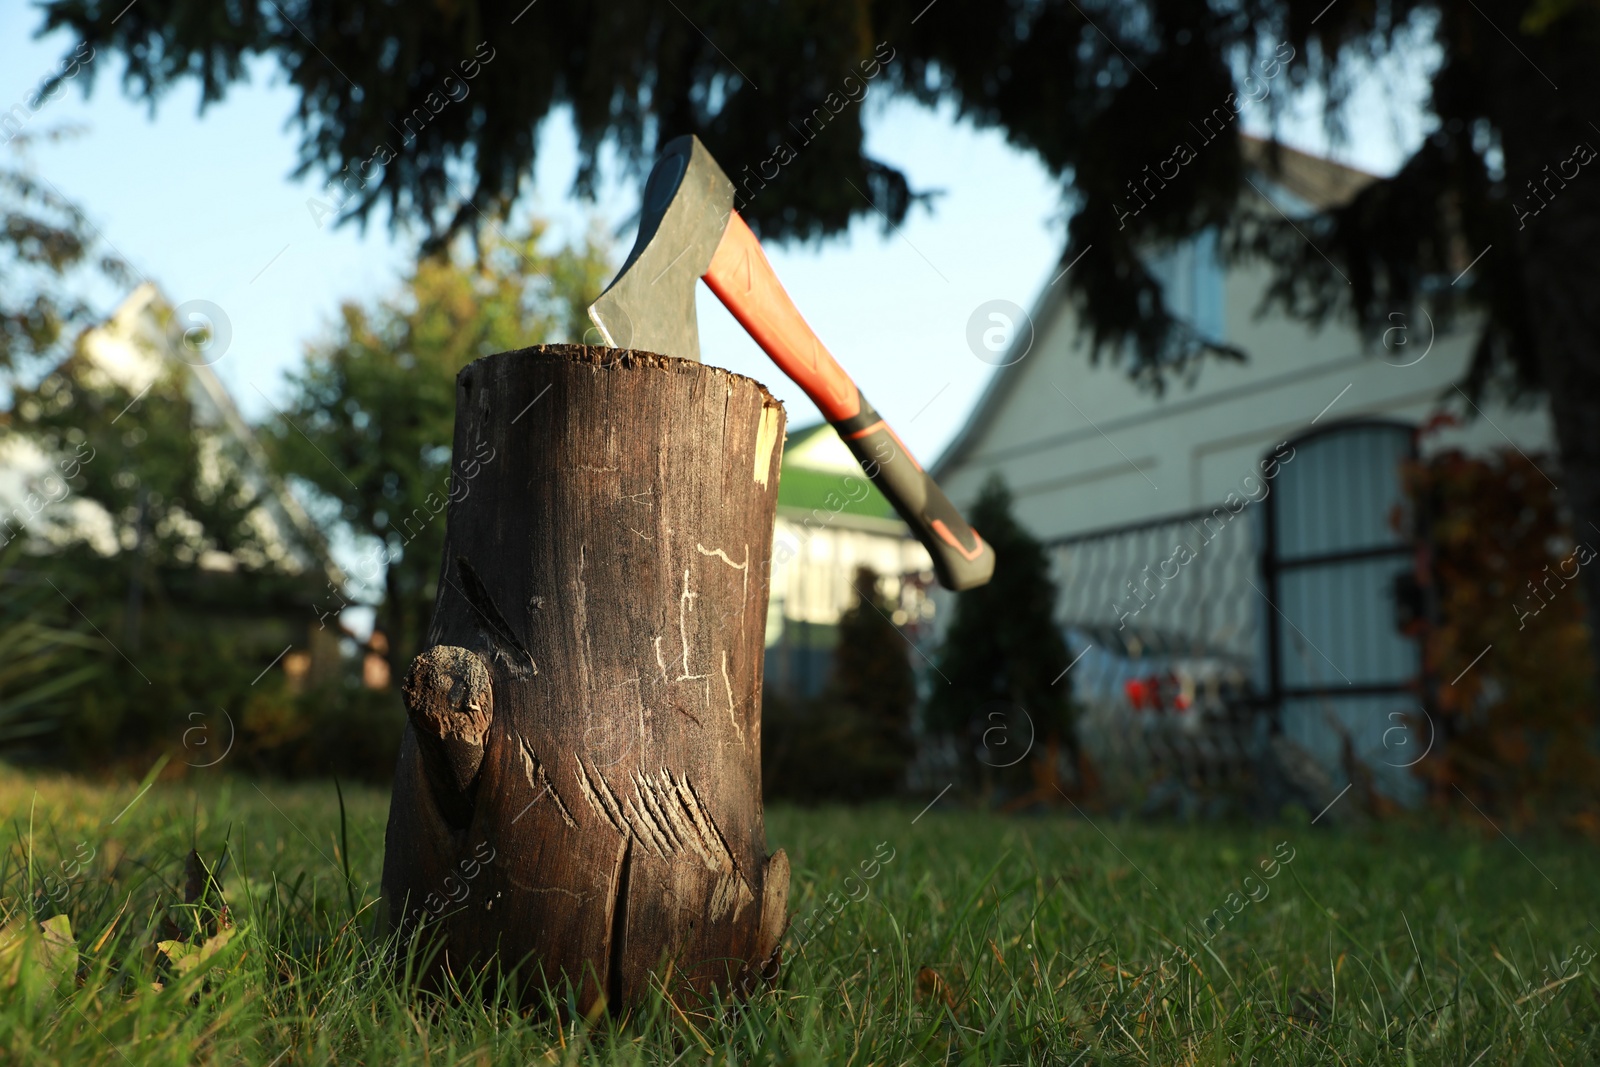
[[1, 769, 1596, 1064]]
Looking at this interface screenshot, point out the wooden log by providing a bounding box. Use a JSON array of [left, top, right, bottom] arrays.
[[381, 344, 789, 1012]]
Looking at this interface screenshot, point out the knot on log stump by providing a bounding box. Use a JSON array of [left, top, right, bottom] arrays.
[[402, 645, 493, 795]]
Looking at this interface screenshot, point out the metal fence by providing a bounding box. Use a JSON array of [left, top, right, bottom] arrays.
[[1049, 505, 1263, 665], [1048, 506, 1272, 808]]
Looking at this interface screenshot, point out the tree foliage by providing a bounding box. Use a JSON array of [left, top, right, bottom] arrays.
[[32, 1, 1589, 386], [831, 566, 916, 730], [37, 0, 934, 249], [0, 539, 103, 744], [269, 222, 610, 670], [761, 567, 917, 804], [4, 321, 326, 766], [15, 356, 298, 573], [929, 475, 1073, 787], [0, 141, 143, 749], [827, 565, 917, 794], [1, 155, 132, 380], [1406, 444, 1600, 827]]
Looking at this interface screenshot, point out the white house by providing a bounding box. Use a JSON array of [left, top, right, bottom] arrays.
[[932, 138, 1553, 804]]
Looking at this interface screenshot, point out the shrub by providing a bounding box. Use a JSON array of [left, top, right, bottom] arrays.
[[762, 567, 916, 803], [1405, 446, 1600, 828], [928, 474, 1077, 799]]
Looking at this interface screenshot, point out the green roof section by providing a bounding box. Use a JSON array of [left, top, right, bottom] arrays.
[[775, 422, 898, 521], [777, 465, 897, 519]]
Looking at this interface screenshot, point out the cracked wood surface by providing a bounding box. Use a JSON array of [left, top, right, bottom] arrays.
[[380, 345, 790, 1012]]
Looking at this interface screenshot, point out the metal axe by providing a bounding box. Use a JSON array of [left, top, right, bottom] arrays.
[[589, 135, 996, 592]]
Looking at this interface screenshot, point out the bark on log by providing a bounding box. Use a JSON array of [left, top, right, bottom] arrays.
[[380, 344, 789, 1012]]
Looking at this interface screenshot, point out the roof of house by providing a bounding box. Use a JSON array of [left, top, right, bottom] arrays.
[[1239, 136, 1380, 211], [776, 422, 899, 523], [933, 136, 1381, 482]]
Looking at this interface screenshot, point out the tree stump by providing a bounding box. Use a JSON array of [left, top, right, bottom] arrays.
[[381, 344, 790, 1011]]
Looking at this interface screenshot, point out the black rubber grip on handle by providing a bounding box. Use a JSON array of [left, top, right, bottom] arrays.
[[832, 402, 996, 592]]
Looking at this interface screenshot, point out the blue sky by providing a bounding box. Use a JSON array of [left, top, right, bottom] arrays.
[[1, 11, 1432, 463]]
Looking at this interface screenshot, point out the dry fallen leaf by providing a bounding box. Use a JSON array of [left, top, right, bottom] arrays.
[[156, 925, 237, 980], [0, 913, 78, 1001], [915, 965, 956, 1010]]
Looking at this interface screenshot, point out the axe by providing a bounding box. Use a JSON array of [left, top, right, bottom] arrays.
[[589, 135, 996, 592]]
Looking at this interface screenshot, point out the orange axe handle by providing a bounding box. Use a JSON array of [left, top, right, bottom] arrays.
[[704, 211, 996, 592]]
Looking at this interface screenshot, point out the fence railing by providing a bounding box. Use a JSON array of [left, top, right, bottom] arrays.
[[1048, 506, 1263, 666], [1048, 508, 1271, 806]]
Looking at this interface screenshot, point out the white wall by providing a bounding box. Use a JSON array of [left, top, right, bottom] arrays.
[[766, 515, 933, 639], [940, 252, 1553, 541]]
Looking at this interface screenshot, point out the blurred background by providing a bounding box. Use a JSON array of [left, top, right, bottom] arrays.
[[1, 0, 1595, 833]]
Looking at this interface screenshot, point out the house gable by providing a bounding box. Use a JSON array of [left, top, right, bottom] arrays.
[[934, 138, 1551, 542]]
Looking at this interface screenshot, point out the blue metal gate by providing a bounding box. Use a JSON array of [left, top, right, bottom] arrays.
[[1262, 420, 1423, 803]]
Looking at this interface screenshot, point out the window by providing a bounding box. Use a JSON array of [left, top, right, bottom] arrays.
[[1146, 229, 1225, 343]]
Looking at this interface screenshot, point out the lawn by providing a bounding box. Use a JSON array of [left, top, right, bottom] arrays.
[[0, 769, 1595, 1064]]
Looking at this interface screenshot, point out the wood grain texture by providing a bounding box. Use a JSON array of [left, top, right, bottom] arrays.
[[380, 344, 790, 1011]]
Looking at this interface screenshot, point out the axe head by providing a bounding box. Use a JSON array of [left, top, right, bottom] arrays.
[[588, 135, 734, 362]]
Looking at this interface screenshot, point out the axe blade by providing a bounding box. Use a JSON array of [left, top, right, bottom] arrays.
[[593, 135, 996, 591], [587, 135, 734, 362]]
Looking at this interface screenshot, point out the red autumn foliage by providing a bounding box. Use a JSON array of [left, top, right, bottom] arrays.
[[1403, 446, 1600, 831]]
